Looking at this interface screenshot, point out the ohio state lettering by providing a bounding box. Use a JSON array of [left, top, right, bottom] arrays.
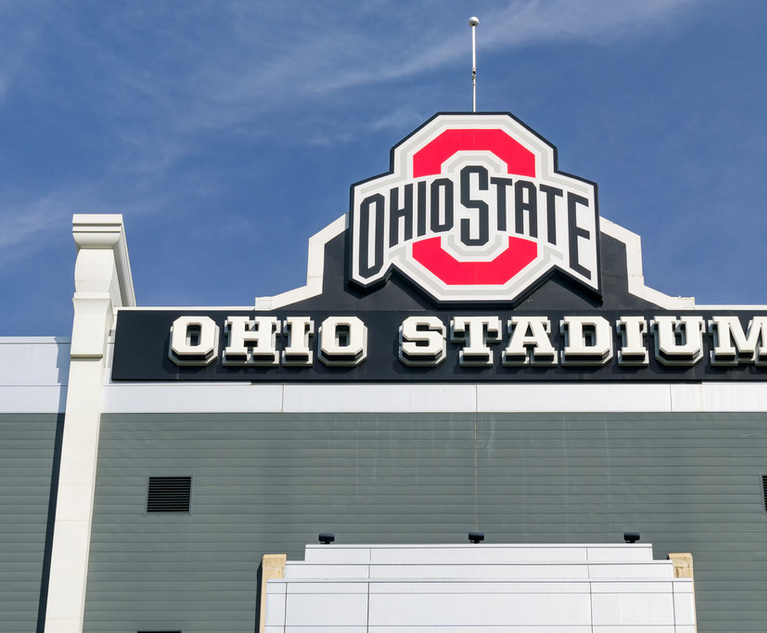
[[350, 113, 601, 303]]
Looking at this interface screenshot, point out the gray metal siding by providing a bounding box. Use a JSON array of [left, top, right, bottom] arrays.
[[0, 413, 62, 633], [86, 412, 767, 632]]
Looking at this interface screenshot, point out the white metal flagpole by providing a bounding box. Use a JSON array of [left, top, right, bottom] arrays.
[[469, 16, 479, 112]]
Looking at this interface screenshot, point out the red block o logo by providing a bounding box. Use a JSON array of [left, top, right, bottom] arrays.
[[410, 128, 538, 286]]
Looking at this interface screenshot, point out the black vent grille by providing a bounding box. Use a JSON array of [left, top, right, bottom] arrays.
[[763, 475, 767, 512], [147, 476, 192, 513]]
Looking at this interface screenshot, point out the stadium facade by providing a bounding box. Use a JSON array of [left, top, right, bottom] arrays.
[[3, 112, 767, 632]]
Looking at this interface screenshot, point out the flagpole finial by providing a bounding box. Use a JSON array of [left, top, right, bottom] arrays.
[[468, 17, 479, 112]]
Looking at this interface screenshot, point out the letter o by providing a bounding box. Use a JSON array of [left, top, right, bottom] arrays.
[[169, 316, 219, 366], [318, 316, 368, 367]]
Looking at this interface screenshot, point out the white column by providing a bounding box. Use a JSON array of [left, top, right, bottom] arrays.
[[45, 215, 135, 633]]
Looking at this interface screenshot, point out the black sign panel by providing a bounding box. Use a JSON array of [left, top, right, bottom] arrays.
[[112, 305, 767, 382], [111, 114, 767, 383]]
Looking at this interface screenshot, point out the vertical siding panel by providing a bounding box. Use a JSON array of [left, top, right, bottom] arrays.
[[85, 413, 476, 632], [476, 413, 767, 633], [0, 413, 62, 633], [85, 412, 767, 633]]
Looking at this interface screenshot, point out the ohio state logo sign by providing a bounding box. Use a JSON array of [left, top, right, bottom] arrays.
[[350, 113, 601, 303]]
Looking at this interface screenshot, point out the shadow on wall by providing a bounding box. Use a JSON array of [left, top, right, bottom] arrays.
[[36, 413, 65, 633]]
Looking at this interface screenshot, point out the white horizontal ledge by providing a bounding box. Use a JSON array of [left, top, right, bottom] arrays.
[[281, 384, 476, 413], [100, 381, 767, 414], [0, 385, 68, 413], [102, 383, 284, 413], [476, 383, 672, 412]]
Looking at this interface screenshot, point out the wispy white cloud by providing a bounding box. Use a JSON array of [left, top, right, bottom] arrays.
[[485, 0, 702, 47], [233, 0, 702, 98], [0, 195, 71, 268], [0, 0, 704, 274], [306, 105, 426, 146], [11, 0, 700, 141], [0, 175, 175, 271], [0, 2, 47, 107]]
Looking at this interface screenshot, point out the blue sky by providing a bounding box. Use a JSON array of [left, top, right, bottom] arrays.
[[1, 0, 765, 336]]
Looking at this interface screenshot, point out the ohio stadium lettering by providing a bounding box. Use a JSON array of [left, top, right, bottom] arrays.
[[168, 314, 767, 370]]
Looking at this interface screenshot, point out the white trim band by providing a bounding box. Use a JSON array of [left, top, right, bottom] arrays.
[[101, 381, 767, 414]]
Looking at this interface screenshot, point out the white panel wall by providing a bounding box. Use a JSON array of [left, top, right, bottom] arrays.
[[265, 543, 696, 633], [0, 337, 69, 413]]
